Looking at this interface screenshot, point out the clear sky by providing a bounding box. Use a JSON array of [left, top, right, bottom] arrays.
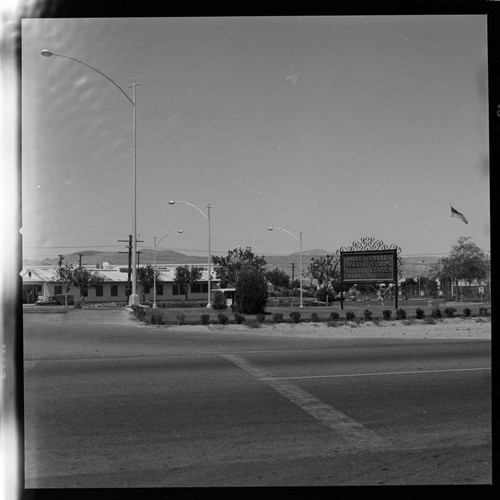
[[21, 15, 490, 260]]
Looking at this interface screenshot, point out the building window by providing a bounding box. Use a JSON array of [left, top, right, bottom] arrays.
[[54, 285, 62, 295], [191, 283, 208, 294], [173, 284, 186, 296], [83, 290, 88, 297], [96, 286, 103, 297], [144, 286, 150, 294], [111, 285, 118, 297], [157, 284, 163, 296]]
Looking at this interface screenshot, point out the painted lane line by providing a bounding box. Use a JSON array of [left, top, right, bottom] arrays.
[[222, 353, 386, 450], [262, 367, 492, 381]]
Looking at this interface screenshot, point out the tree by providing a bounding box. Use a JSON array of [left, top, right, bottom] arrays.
[[234, 268, 268, 314], [52, 263, 74, 307], [430, 237, 490, 299], [265, 267, 290, 293], [72, 266, 104, 302], [212, 246, 267, 288], [137, 264, 159, 302], [307, 254, 341, 293], [174, 265, 203, 300]]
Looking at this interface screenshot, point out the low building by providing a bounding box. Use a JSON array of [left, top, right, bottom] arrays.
[[21, 263, 219, 304]]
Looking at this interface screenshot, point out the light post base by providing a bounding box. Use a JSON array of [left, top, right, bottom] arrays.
[[206, 303, 212, 309], [128, 294, 140, 306], [152, 303, 157, 309]]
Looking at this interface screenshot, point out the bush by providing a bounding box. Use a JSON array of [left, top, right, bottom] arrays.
[[443, 307, 456, 318], [415, 307, 425, 319], [311, 312, 320, 323], [329, 312, 340, 322], [256, 313, 266, 323], [289, 311, 301, 323], [430, 306, 442, 318], [200, 313, 210, 325], [273, 312, 284, 323], [151, 312, 164, 325], [396, 309, 406, 320], [176, 312, 186, 325], [211, 290, 228, 310], [479, 307, 488, 316], [234, 269, 268, 314], [382, 310, 392, 321], [234, 312, 245, 324], [463, 308, 472, 317], [363, 309, 373, 321], [346, 310, 356, 321], [424, 317, 437, 325], [217, 313, 229, 325]]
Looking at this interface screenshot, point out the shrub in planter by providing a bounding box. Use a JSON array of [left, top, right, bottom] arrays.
[[415, 307, 425, 319], [346, 310, 356, 321], [234, 312, 245, 324], [273, 312, 284, 323], [463, 308, 472, 317], [382, 310, 392, 321], [443, 307, 456, 318], [363, 309, 373, 321], [217, 313, 229, 325], [430, 306, 442, 318], [289, 311, 301, 323], [396, 308, 406, 320], [479, 307, 488, 316], [256, 313, 266, 323], [234, 269, 268, 314], [176, 312, 186, 325], [311, 312, 320, 323], [329, 312, 340, 322], [211, 290, 228, 310], [200, 313, 210, 325]]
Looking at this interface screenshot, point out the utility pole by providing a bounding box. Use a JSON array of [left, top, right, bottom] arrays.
[[58, 254, 64, 267], [118, 235, 133, 302], [78, 254, 83, 267], [291, 262, 295, 283]]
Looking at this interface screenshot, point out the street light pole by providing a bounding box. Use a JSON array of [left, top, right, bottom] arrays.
[[40, 49, 140, 306], [268, 227, 304, 307], [153, 230, 183, 308], [169, 201, 212, 308]]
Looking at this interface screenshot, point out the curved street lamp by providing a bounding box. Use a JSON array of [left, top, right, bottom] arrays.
[[153, 230, 183, 308], [41, 49, 141, 306], [268, 227, 304, 307], [169, 201, 212, 307]]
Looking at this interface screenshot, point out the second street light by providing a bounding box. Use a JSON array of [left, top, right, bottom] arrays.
[[40, 49, 141, 306], [152, 229, 183, 308], [169, 201, 212, 307], [268, 227, 304, 307]]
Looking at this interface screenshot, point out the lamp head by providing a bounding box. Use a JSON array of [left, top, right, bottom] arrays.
[[268, 227, 274, 231], [40, 50, 53, 57], [168, 201, 176, 205], [177, 230, 183, 234]]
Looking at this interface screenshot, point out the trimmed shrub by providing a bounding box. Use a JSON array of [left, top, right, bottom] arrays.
[[430, 306, 442, 318], [424, 317, 437, 325], [329, 312, 340, 322], [463, 308, 472, 317], [382, 310, 392, 321], [234, 312, 245, 324], [234, 269, 268, 315], [256, 313, 266, 323], [211, 290, 228, 310], [363, 309, 373, 321], [273, 312, 284, 323], [443, 307, 456, 318], [479, 307, 488, 316], [200, 313, 210, 325], [346, 310, 356, 321], [415, 307, 425, 319], [217, 313, 229, 325], [176, 312, 186, 325], [289, 311, 301, 323], [396, 308, 406, 320], [151, 312, 164, 325], [311, 312, 320, 323]]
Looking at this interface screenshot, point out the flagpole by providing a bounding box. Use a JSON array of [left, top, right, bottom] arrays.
[[449, 204, 453, 249]]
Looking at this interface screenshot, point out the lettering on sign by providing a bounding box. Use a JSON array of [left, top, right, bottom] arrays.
[[341, 250, 397, 283]]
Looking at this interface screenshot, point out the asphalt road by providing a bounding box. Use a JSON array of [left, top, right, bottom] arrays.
[[23, 309, 492, 488]]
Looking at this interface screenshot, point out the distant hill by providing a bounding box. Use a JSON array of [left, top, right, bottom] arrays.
[[23, 249, 441, 279]]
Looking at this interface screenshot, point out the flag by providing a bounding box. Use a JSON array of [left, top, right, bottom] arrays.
[[451, 206, 468, 224]]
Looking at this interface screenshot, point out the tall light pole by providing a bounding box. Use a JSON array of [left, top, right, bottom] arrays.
[[153, 230, 183, 308], [40, 49, 141, 306], [268, 227, 303, 307], [169, 201, 212, 307]]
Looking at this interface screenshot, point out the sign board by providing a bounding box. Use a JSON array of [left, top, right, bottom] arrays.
[[340, 250, 397, 284]]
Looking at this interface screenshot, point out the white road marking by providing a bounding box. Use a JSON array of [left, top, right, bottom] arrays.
[[261, 367, 491, 381], [222, 353, 386, 450]]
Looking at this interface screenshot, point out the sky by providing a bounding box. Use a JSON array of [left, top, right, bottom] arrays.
[[21, 15, 490, 261]]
